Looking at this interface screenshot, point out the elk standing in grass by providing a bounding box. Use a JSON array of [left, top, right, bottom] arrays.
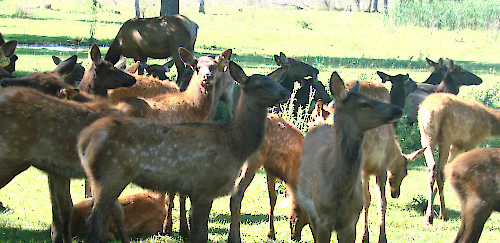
[[295, 72, 403, 242], [309, 81, 424, 243], [105, 14, 198, 89], [228, 113, 306, 242], [419, 92, 500, 225], [445, 148, 500, 243], [77, 61, 290, 243]]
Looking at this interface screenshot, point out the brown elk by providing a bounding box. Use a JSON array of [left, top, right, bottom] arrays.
[[77, 61, 290, 243], [52, 55, 86, 86], [445, 148, 500, 243], [104, 14, 198, 90], [228, 113, 306, 242], [0, 85, 156, 243], [0, 34, 18, 78], [142, 60, 175, 80], [418, 92, 500, 225], [58, 190, 166, 240], [309, 81, 424, 243], [295, 72, 403, 242], [108, 74, 180, 104]]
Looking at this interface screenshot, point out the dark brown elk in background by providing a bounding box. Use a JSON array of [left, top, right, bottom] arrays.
[[52, 55, 85, 86], [295, 72, 403, 242], [0, 33, 18, 78], [418, 92, 500, 225], [377, 71, 417, 126], [445, 148, 500, 243], [77, 61, 290, 243], [272, 52, 332, 114], [142, 60, 175, 80], [104, 14, 198, 90]]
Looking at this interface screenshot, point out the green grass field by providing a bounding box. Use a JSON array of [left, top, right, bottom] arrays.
[[0, 0, 499, 242]]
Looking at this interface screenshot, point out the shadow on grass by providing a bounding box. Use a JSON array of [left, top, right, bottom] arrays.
[[210, 213, 287, 225], [4, 34, 497, 74], [0, 226, 51, 242], [404, 195, 460, 220]]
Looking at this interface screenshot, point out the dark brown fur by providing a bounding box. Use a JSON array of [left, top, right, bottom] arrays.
[[0, 33, 17, 77]]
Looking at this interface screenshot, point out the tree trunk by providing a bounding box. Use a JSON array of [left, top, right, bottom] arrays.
[[198, 0, 205, 13], [160, 0, 179, 16], [135, 0, 140, 18]]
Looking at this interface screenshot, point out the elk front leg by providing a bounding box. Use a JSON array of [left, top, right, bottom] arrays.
[[361, 171, 371, 243], [48, 174, 73, 243], [376, 173, 387, 243], [188, 197, 213, 243], [267, 174, 277, 240]]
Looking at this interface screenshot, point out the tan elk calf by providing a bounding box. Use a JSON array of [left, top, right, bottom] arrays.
[[62, 191, 166, 240], [228, 113, 306, 242], [295, 72, 403, 243], [419, 92, 500, 225], [77, 61, 290, 243], [308, 81, 424, 243], [445, 148, 500, 243]]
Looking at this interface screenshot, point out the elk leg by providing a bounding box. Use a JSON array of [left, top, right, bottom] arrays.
[[267, 174, 277, 240], [170, 46, 187, 90], [423, 145, 436, 224], [459, 199, 492, 243], [179, 194, 189, 239], [111, 199, 130, 243], [228, 159, 261, 243], [376, 172, 387, 243], [162, 192, 175, 235], [188, 196, 213, 243], [336, 222, 356, 243], [361, 171, 371, 243], [48, 174, 73, 243], [436, 142, 451, 221], [289, 188, 308, 241]]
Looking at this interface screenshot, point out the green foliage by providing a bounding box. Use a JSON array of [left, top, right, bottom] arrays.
[[11, 6, 33, 19], [391, 0, 500, 31]]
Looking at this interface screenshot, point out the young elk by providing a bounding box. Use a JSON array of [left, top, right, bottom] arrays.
[[309, 81, 424, 243], [419, 93, 500, 225], [52, 55, 86, 86], [77, 61, 290, 243], [445, 148, 500, 243], [60, 190, 166, 240], [228, 113, 306, 243], [295, 72, 403, 243]]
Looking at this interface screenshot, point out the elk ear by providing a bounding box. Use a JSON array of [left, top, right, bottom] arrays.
[[329, 71, 348, 102], [1, 40, 17, 57], [52, 56, 62, 65], [267, 65, 288, 84], [53, 55, 77, 76], [229, 61, 247, 85], [426, 57, 436, 67], [376, 71, 390, 83], [438, 58, 444, 66], [404, 147, 426, 162], [445, 59, 455, 70], [127, 61, 141, 74], [178, 47, 196, 68], [216, 49, 232, 72], [89, 44, 102, 66]]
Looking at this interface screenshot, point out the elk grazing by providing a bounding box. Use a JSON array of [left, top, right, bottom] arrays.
[[104, 14, 198, 89], [418, 92, 500, 225], [228, 113, 306, 242], [0, 85, 156, 243], [295, 71, 403, 242], [445, 148, 500, 243], [0, 34, 18, 78], [77, 61, 290, 243], [309, 81, 424, 243], [52, 55, 86, 86], [58, 190, 166, 240]]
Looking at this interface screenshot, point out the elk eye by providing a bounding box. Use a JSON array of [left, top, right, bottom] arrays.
[[360, 102, 369, 108]]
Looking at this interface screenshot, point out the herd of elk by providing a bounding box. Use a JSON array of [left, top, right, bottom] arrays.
[[0, 27, 495, 243]]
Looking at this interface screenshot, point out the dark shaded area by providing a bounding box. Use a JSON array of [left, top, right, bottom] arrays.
[[210, 213, 286, 225], [0, 226, 51, 242], [404, 195, 460, 220]]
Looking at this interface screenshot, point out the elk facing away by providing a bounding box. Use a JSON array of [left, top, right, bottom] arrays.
[[445, 148, 500, 243], [77, 61, 290, 243], [419, 93, 500, 225], [295, 72, 403, 242]]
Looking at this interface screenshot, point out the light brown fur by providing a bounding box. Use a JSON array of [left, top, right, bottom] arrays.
[[61, 191, 166, 240], [77, 61, 290, 243], [228, 113, 305, 242], [108, 74, 180, 104], [445, 148, 500, 243], [295, 72, 403, 242], [419, 93, 500, 224]]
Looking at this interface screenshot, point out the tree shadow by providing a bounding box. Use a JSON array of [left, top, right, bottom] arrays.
[[210, 213, 286, 225], [0, 226, 51, 242]]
